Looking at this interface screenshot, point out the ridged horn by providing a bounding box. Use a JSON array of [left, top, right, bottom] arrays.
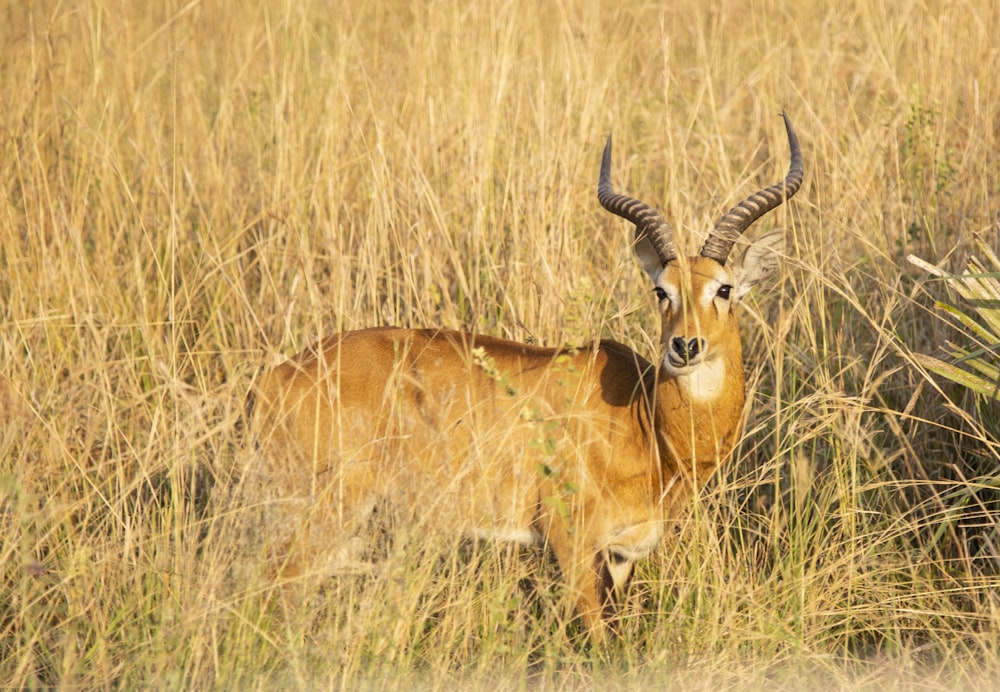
[[700, 112, 803, 264], [598, 135, 678, 266]]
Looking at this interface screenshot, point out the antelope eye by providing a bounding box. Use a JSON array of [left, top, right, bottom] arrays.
[[654, 287, 668, 302], [716, 284, 732, 300]]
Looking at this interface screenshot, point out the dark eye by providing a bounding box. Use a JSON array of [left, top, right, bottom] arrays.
[[716, 284, 732, 300], [654, 287, 668, 302]]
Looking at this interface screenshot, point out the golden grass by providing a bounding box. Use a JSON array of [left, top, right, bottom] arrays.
[[3, 0, 1000, 686]]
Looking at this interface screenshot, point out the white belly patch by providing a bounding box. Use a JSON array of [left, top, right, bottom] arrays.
[[469, 527, 540, 545]]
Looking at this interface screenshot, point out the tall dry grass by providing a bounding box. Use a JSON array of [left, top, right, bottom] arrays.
[[2, 0, 1000, 687]]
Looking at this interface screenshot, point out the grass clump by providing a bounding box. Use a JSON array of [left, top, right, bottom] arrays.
[[909, 239, 1000, 407], [3, 0, 1000, 687]]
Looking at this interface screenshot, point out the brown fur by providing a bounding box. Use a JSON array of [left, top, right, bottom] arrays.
[[246, 119, 798, 635], [249, 282, 748, 633]]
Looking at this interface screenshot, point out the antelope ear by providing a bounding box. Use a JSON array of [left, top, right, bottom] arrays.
[[730, 229, 785, 301], [634, 233, 665, 281]]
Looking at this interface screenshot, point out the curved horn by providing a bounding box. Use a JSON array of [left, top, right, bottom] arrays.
[[598, 135, 678, 266], [700, 112, 803, 264]]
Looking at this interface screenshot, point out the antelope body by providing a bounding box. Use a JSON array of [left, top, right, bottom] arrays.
[[248, 114, 802, 632]]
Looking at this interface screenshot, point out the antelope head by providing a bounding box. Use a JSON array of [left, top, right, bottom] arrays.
[[599, 113, 803, 393]]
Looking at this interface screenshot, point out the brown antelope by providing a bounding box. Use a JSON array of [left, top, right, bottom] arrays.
[[248, 113, 802, 634]]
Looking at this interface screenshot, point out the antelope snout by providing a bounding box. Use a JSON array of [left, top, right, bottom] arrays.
[[670, 336, 705, 364]]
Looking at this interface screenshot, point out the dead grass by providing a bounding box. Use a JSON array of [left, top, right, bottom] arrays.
[[3, 0, 1000, 687]]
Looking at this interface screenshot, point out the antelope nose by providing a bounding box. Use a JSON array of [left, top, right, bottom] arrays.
[[671, 337, 705, 362]]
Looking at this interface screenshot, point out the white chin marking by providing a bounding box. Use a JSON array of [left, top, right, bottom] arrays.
[[666, 358, 726, 400]]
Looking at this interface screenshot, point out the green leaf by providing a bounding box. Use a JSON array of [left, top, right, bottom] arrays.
[[914, 353, 1000, 400]]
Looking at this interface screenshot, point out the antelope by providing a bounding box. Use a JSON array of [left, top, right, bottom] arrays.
[[248, 113, 802, 634]]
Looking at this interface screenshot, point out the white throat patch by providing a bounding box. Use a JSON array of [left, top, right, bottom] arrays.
[[674, 357, 726, 401]]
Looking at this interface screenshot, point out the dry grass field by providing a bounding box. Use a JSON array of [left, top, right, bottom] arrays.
[[3, 0, 1000, 687]]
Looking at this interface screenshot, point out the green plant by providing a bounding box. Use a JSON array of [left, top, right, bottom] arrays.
[[908, 235, 1000, 405]]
